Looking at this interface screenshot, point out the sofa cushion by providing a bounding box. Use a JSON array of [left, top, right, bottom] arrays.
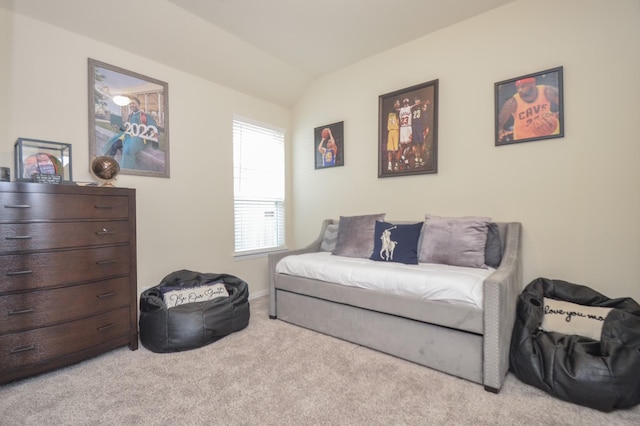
[[419, 215, 490, 268], [332, 213, 385, 258], [276, 252, 490, 311], [320, 224, 339, 252], [370, 221, 422, 264]]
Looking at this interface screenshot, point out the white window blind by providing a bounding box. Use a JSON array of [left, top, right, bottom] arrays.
[[233, 117, 285, 255]]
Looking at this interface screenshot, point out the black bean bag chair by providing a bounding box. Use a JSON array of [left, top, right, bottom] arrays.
[[509, 277, 640, 412], [139, 270, 250, 353]]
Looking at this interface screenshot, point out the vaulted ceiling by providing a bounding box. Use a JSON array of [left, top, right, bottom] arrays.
[[1, 0, 515, 107]]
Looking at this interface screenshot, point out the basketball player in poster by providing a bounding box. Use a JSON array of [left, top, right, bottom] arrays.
[[497, 77, 560, 143], [397, 97, 419, 169], [317, 127, 337, 167], [386, 99, 400, 171], [411, 99, 430, 168]]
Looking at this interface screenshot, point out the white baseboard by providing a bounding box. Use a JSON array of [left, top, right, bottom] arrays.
[[249, 288, 269, 300]]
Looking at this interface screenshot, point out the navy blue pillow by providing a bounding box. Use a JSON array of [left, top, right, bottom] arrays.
[[370, 221, 423, 264]]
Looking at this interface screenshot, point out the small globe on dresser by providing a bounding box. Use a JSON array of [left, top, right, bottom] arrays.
[[90, 156, 120, 186]]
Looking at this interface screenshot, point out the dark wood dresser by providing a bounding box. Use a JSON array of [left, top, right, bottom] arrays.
[[0, 182, 138, 384]]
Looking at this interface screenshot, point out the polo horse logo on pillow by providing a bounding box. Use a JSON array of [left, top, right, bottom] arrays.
[[380, 225, 398, 261]]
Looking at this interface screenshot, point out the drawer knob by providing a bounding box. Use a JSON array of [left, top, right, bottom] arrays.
[[94, 205, 114, 209], [95, 228, 115, 236], [96, 260, 116, 265], [8, 308, 34, 316], [97, 292, 116, 299], [5, 235, 33, 240], [10, 345, 36, 354]]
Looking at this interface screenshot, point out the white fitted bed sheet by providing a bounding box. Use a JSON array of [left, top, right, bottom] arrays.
[[275, 252, 493, 309]]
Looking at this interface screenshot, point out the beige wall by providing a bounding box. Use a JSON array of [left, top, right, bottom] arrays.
[[291, 0, 640, 301], [0, 9, 291, 298], [2, 0, 639, 303], [0, 9, 12, 162]]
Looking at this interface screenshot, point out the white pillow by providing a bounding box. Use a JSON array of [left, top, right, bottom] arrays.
[[540, 297, 612, 341], [163, 283, 229, 308]]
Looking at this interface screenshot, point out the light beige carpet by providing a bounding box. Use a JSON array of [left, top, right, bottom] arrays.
[[2, 296, 639, 425]]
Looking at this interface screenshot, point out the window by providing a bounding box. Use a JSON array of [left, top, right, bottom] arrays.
[[233, 117, 285, 256]]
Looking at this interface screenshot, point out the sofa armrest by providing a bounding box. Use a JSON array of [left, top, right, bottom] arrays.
[[482, 222, 522, 392], [268, 219, 335, 318]]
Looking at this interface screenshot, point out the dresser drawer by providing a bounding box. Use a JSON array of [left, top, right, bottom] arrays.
[[0, 307, 130, 371], [1, 221, 130, 253], [0, 277, 130, 334], [0, 245, 131, 293], [1, 193, 129, 221]]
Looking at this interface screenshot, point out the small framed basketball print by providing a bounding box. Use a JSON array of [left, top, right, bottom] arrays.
[[314, 121, 344, 169], [495, 66, 564, 146], [378, 80, 438, 178]]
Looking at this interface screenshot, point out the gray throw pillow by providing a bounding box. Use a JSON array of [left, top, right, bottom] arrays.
[[419, 215, 490, 268], [320, 224, 339, 252], [332, 213, 385, 258], [484, 222, 503, 268]]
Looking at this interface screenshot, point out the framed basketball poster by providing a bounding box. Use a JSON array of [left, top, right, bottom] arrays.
[[495, 66, 564, 146], [314, 121, 344, 169], [378, 80, 438, 178]]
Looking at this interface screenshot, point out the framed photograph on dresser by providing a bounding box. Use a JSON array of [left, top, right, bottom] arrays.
[[88, 58, 170, 178], [378, 80, 438, 178]]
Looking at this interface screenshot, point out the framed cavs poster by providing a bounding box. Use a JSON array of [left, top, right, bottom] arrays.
[[378, 80, 438, 178], [495, 66, 564, 146]]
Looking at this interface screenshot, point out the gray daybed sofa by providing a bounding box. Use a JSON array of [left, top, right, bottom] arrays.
[[268, 218, 522, 393]]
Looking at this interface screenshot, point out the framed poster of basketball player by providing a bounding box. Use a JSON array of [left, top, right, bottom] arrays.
[[378, 80, 438, 178], [88, 58, 170, 178], [495, 66, 564, 146], [314, 121, 344, 169]]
